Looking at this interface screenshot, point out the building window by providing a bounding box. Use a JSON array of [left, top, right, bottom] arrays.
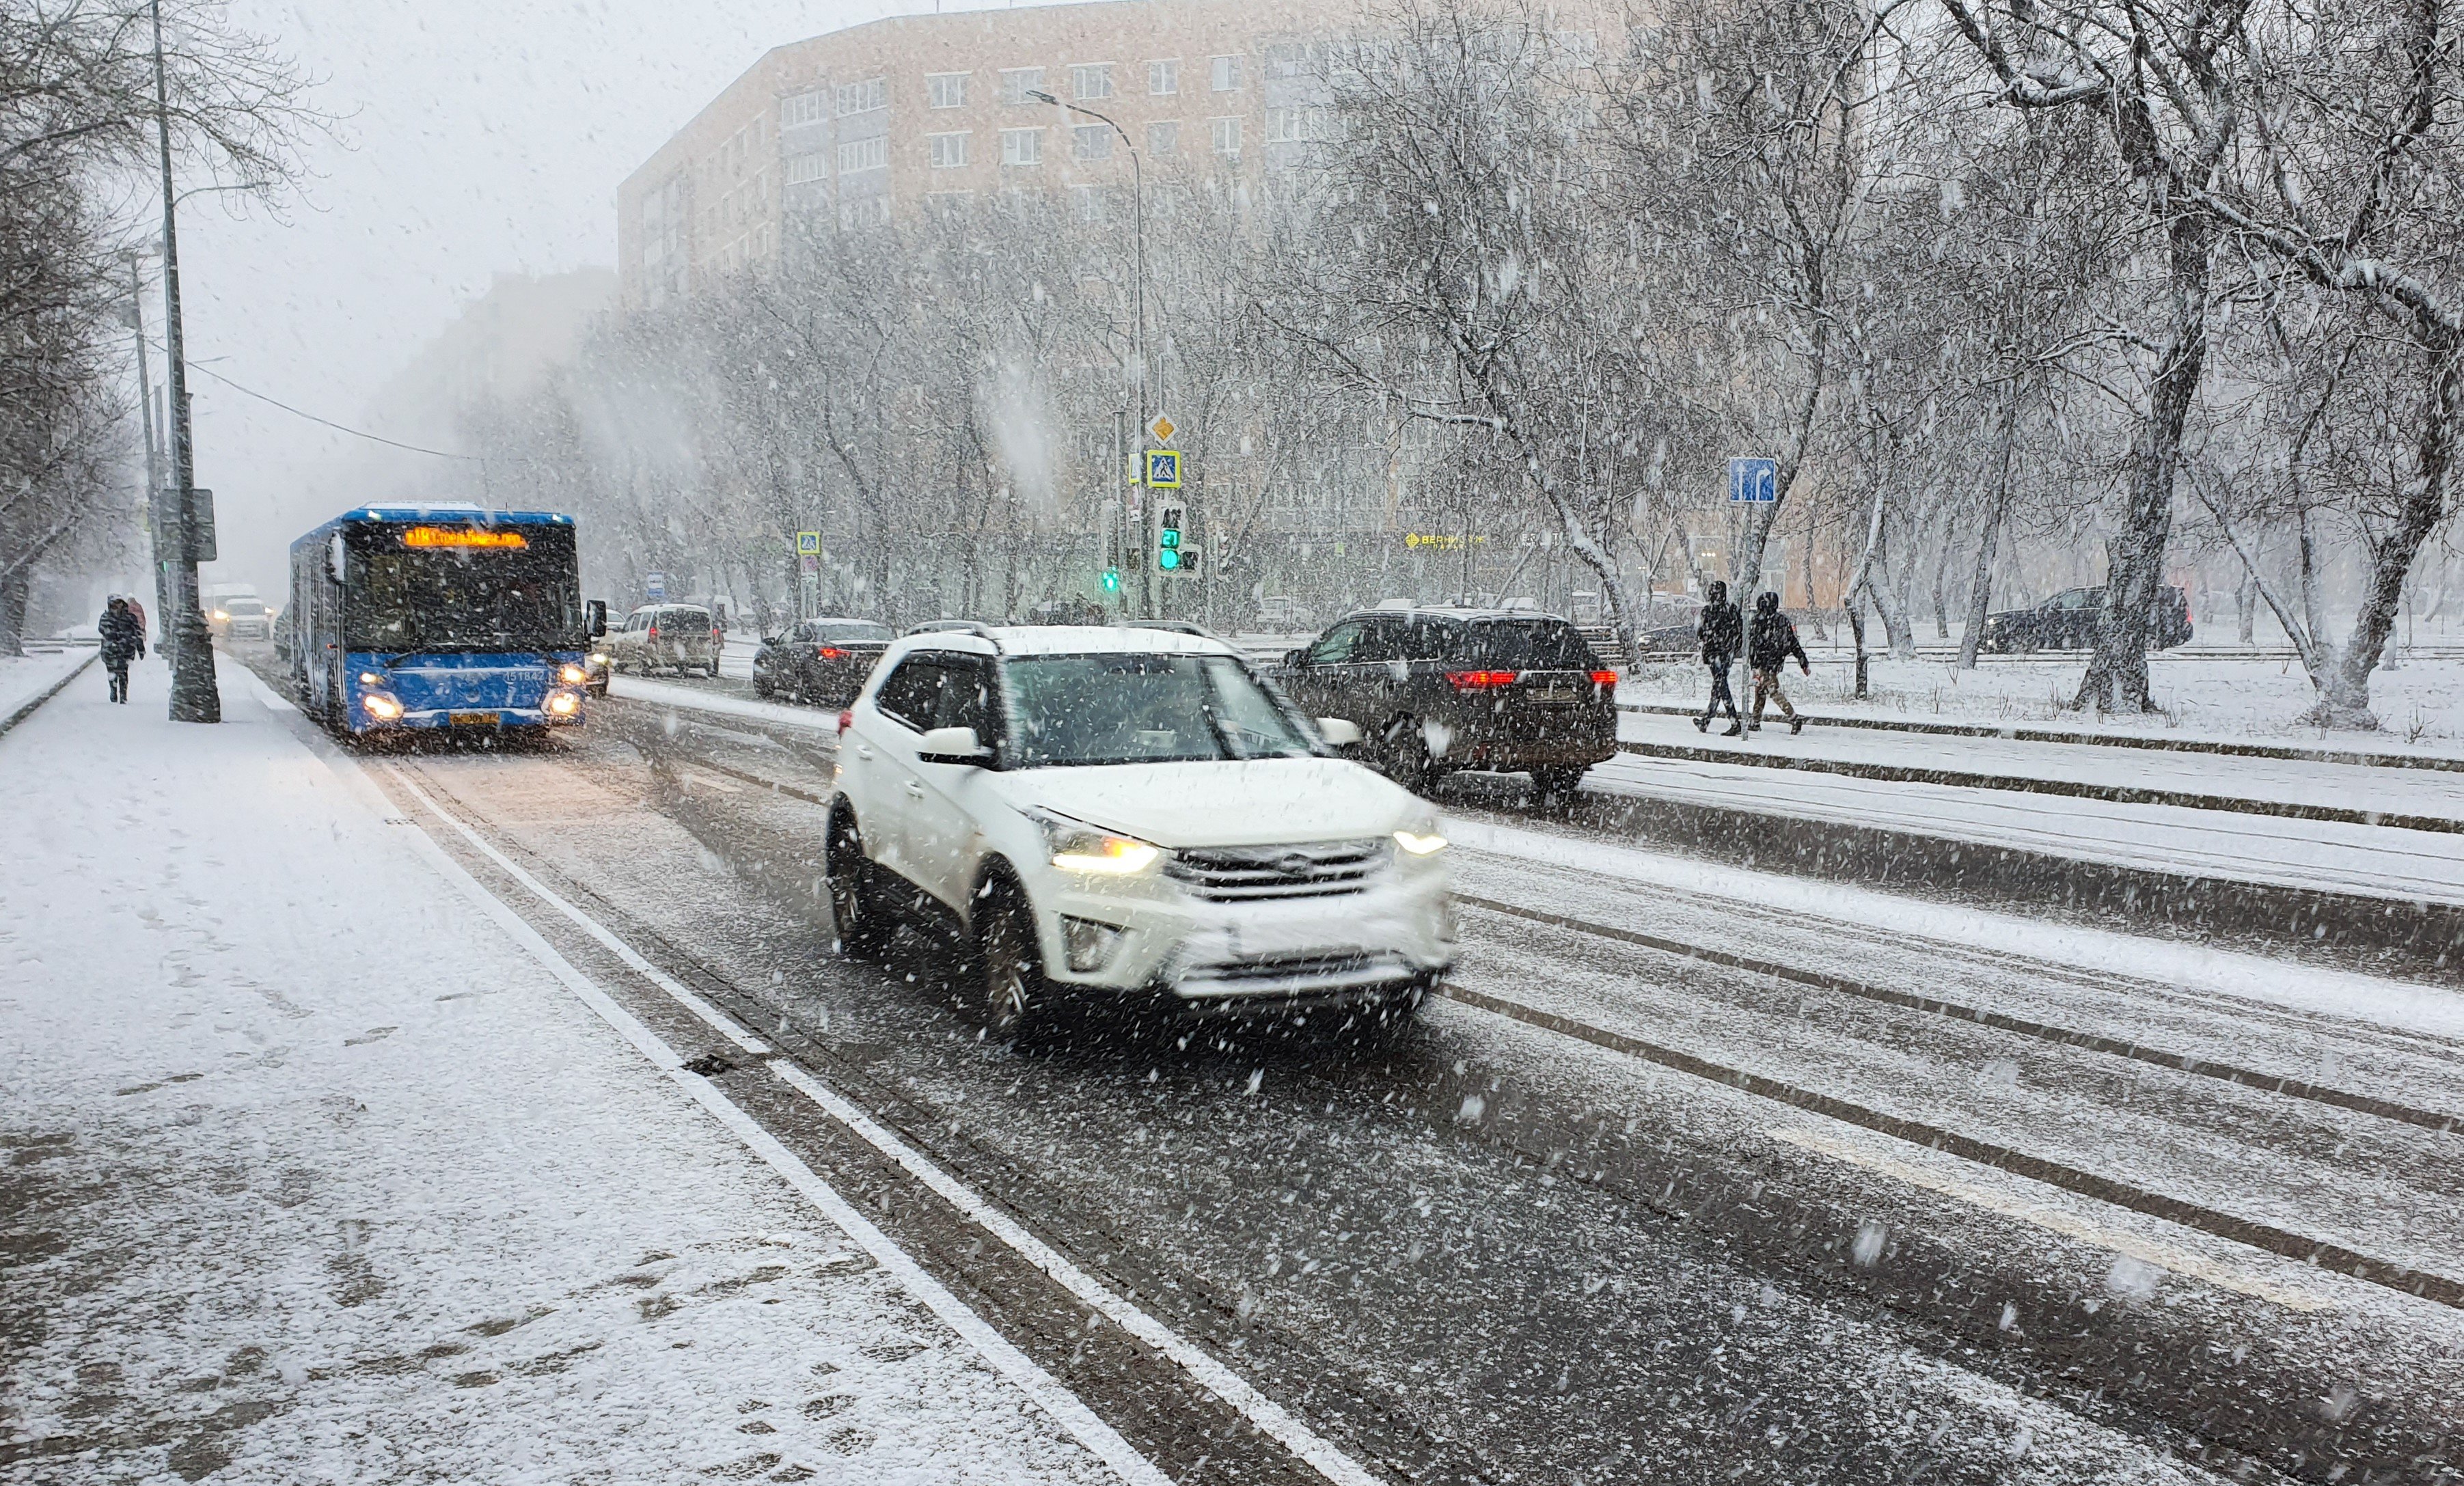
[[1267, 107, 1322, 143], [1000, 127, 1042, 166], [1210, 55, 1243, 92], [1210, 115, 1242, 156], [929, 131, 970, 168], [1264, 42, 1308, 80], [1000, 67, 1045, 105], [1147, 120, 1179, 156], [1072, 123, 1112, 161], [927, 189, 973, 219], [1148, 59, 1179, 95], [840, 197, 891, 228], [1070, 184, 1106, 222], [785, 152, 829, 184], [927, 72, 968, 109], [1071, 63, 1114, 100], [836, 77, 888, 115], [1151, 183, 1188, 221], [838, 136, 888, 173], [783, 90, 825, 128]]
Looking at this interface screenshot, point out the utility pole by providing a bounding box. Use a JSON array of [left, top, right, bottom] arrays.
[[152, 0, 219, 721], [124, 249, 172, 660]]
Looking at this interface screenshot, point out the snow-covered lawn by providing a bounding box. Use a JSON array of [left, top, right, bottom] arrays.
[[1625, 652, 2464, 752], [0, 666, 1124, 1483], [0, 646, 94, 727]]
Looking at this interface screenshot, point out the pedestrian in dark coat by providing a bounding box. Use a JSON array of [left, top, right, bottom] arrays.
[[1694, 580, 1744, 736], [98, 596, 145, 704], [1747, 590, 1811, 735]]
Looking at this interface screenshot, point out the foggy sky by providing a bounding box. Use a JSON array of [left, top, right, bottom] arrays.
[[177, 0, 942, 595]]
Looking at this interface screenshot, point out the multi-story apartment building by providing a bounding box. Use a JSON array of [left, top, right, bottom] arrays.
[[617, 0, 1362, 309]]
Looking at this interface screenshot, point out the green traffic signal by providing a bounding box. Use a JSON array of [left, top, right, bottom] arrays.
[[1101, 568, 1121, 593], [1158, 549, 1181, 571]]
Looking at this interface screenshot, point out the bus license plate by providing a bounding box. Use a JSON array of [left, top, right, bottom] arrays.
[[450, 711, 501, 727]]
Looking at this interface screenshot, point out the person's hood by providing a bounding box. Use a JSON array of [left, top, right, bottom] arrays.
[[983, 756, 1425, 849]]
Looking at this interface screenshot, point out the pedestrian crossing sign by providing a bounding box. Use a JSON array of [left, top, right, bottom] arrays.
[[794, 530, 821, 555], [1144, 450, 1182, 489]]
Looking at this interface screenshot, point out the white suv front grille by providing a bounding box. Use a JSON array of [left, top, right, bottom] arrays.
[[1164, 838, 1388, 901]]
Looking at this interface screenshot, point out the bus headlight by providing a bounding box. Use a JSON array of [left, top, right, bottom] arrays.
[[361, 693, 405, 721], [558, 663, 587, 685], [545, 689, 581, 717], [357, 670, 386, 687]]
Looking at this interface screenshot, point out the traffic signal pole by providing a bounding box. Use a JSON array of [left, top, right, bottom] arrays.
[[152, 0, 219, 722]]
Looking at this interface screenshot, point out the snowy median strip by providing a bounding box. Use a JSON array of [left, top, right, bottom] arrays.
[[1449, 816, 2464, 1042]]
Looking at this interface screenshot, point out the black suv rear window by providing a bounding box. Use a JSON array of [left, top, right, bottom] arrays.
[[1455, 620, 1597, 670], [664, 607, 711, 629]]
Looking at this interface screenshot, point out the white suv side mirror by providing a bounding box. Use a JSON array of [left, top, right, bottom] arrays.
[[917, 726, 991, 766], [1316, 717, 1363, 748]]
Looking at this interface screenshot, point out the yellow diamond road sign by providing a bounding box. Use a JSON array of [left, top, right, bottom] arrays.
[[1147, 414, 1176, 444]]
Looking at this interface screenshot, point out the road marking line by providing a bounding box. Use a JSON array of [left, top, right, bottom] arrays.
[[1768, 1127, 2338, 1312], [767, 1060, 1388, 1486], [296, 743, 1169, 1485], [389, 770, 769, 1056]]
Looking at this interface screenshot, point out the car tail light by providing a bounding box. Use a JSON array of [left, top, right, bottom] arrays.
[[1446, 670, 1519, 690], [818, 646, 845, 659], [647, 626, 659, 641], [836, 708, 853, 733], [1590, 670, 1619, 685]]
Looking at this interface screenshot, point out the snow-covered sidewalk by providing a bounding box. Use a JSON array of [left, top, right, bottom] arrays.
[[0, 665, 1128, 1483]]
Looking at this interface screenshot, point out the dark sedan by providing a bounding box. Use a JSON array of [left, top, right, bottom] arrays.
[[1274, 606, 1619, 806], [1979, 585, 2193, 653], [753, 618, 894, 704]]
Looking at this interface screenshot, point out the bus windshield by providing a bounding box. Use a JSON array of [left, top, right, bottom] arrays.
[[344, 525, 581, 652]]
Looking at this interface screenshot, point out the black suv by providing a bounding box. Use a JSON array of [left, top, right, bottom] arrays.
[[754, 618, 895, 704], [1978, 586, 2193, 653], [1274, 607, 1619, 803]]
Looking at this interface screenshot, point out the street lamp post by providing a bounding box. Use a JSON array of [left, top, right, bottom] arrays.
[[1029, 90, 1150, 616], [150, 0, 219, 721], [122, 247, 172, 661]]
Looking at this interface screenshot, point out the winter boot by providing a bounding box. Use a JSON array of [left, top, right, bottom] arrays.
[[1721, 721, 1744, 737], [1790, 715, 1805, 735]]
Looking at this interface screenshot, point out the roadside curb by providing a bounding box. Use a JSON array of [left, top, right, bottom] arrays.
[[1611, 737, 2464, 836], [0, 650, 98, 743], [1615, 699, 2464, 773]]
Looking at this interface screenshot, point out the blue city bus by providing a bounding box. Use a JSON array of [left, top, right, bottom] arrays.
[[285, 504, 607, 736]]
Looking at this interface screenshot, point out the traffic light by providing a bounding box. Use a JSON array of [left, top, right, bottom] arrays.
[[1156, 506, 1184, 572], [1100, 567, 1122, 594]]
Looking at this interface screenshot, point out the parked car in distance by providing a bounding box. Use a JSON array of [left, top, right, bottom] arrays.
[[825, 624, 1451, 1038], [1273, 607, 1619, 806], [204, 583, 271, 642], [1978, 585, 2193, 653], [605, 603, 721, 676], [754, 618, 894, 704]]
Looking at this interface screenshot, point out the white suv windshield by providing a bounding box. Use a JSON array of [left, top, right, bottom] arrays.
[[1004, 652, 1312, 767]]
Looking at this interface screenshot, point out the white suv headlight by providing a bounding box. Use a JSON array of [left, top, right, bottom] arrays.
[[1028, 810, 1160, 876], [1393, 826, 1448, 855]]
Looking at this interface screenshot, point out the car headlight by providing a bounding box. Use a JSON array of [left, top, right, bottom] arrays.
[[588, 652, 608, 666], [361, 693, 404, 721], [1394, 827, 1448, 855], [559, 663, 587, 685], [211, 609, 228, 621], [1028, 810, 1160, 875]]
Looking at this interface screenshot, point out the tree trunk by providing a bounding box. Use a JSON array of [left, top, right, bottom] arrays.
[[1958, 394, 2021, 669], [0, 566, 27, 658], [2236, 573, 2257, 643], [2075, 214, 2210, 714], [2307, 345, 2464, 728], [2297, 504, 2329, 651]]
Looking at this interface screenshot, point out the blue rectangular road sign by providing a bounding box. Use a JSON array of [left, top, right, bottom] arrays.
[[1728, 457, 1779, 504], [646, 571, 667, 601]]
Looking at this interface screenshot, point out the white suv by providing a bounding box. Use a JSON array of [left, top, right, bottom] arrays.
[[825, 624, 1455, 1038]]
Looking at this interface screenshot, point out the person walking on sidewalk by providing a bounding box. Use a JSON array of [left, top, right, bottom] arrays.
[[1694, 581, 1744, 736], [98, 596, 145, 704], [1748, 590, 1810, 736]]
